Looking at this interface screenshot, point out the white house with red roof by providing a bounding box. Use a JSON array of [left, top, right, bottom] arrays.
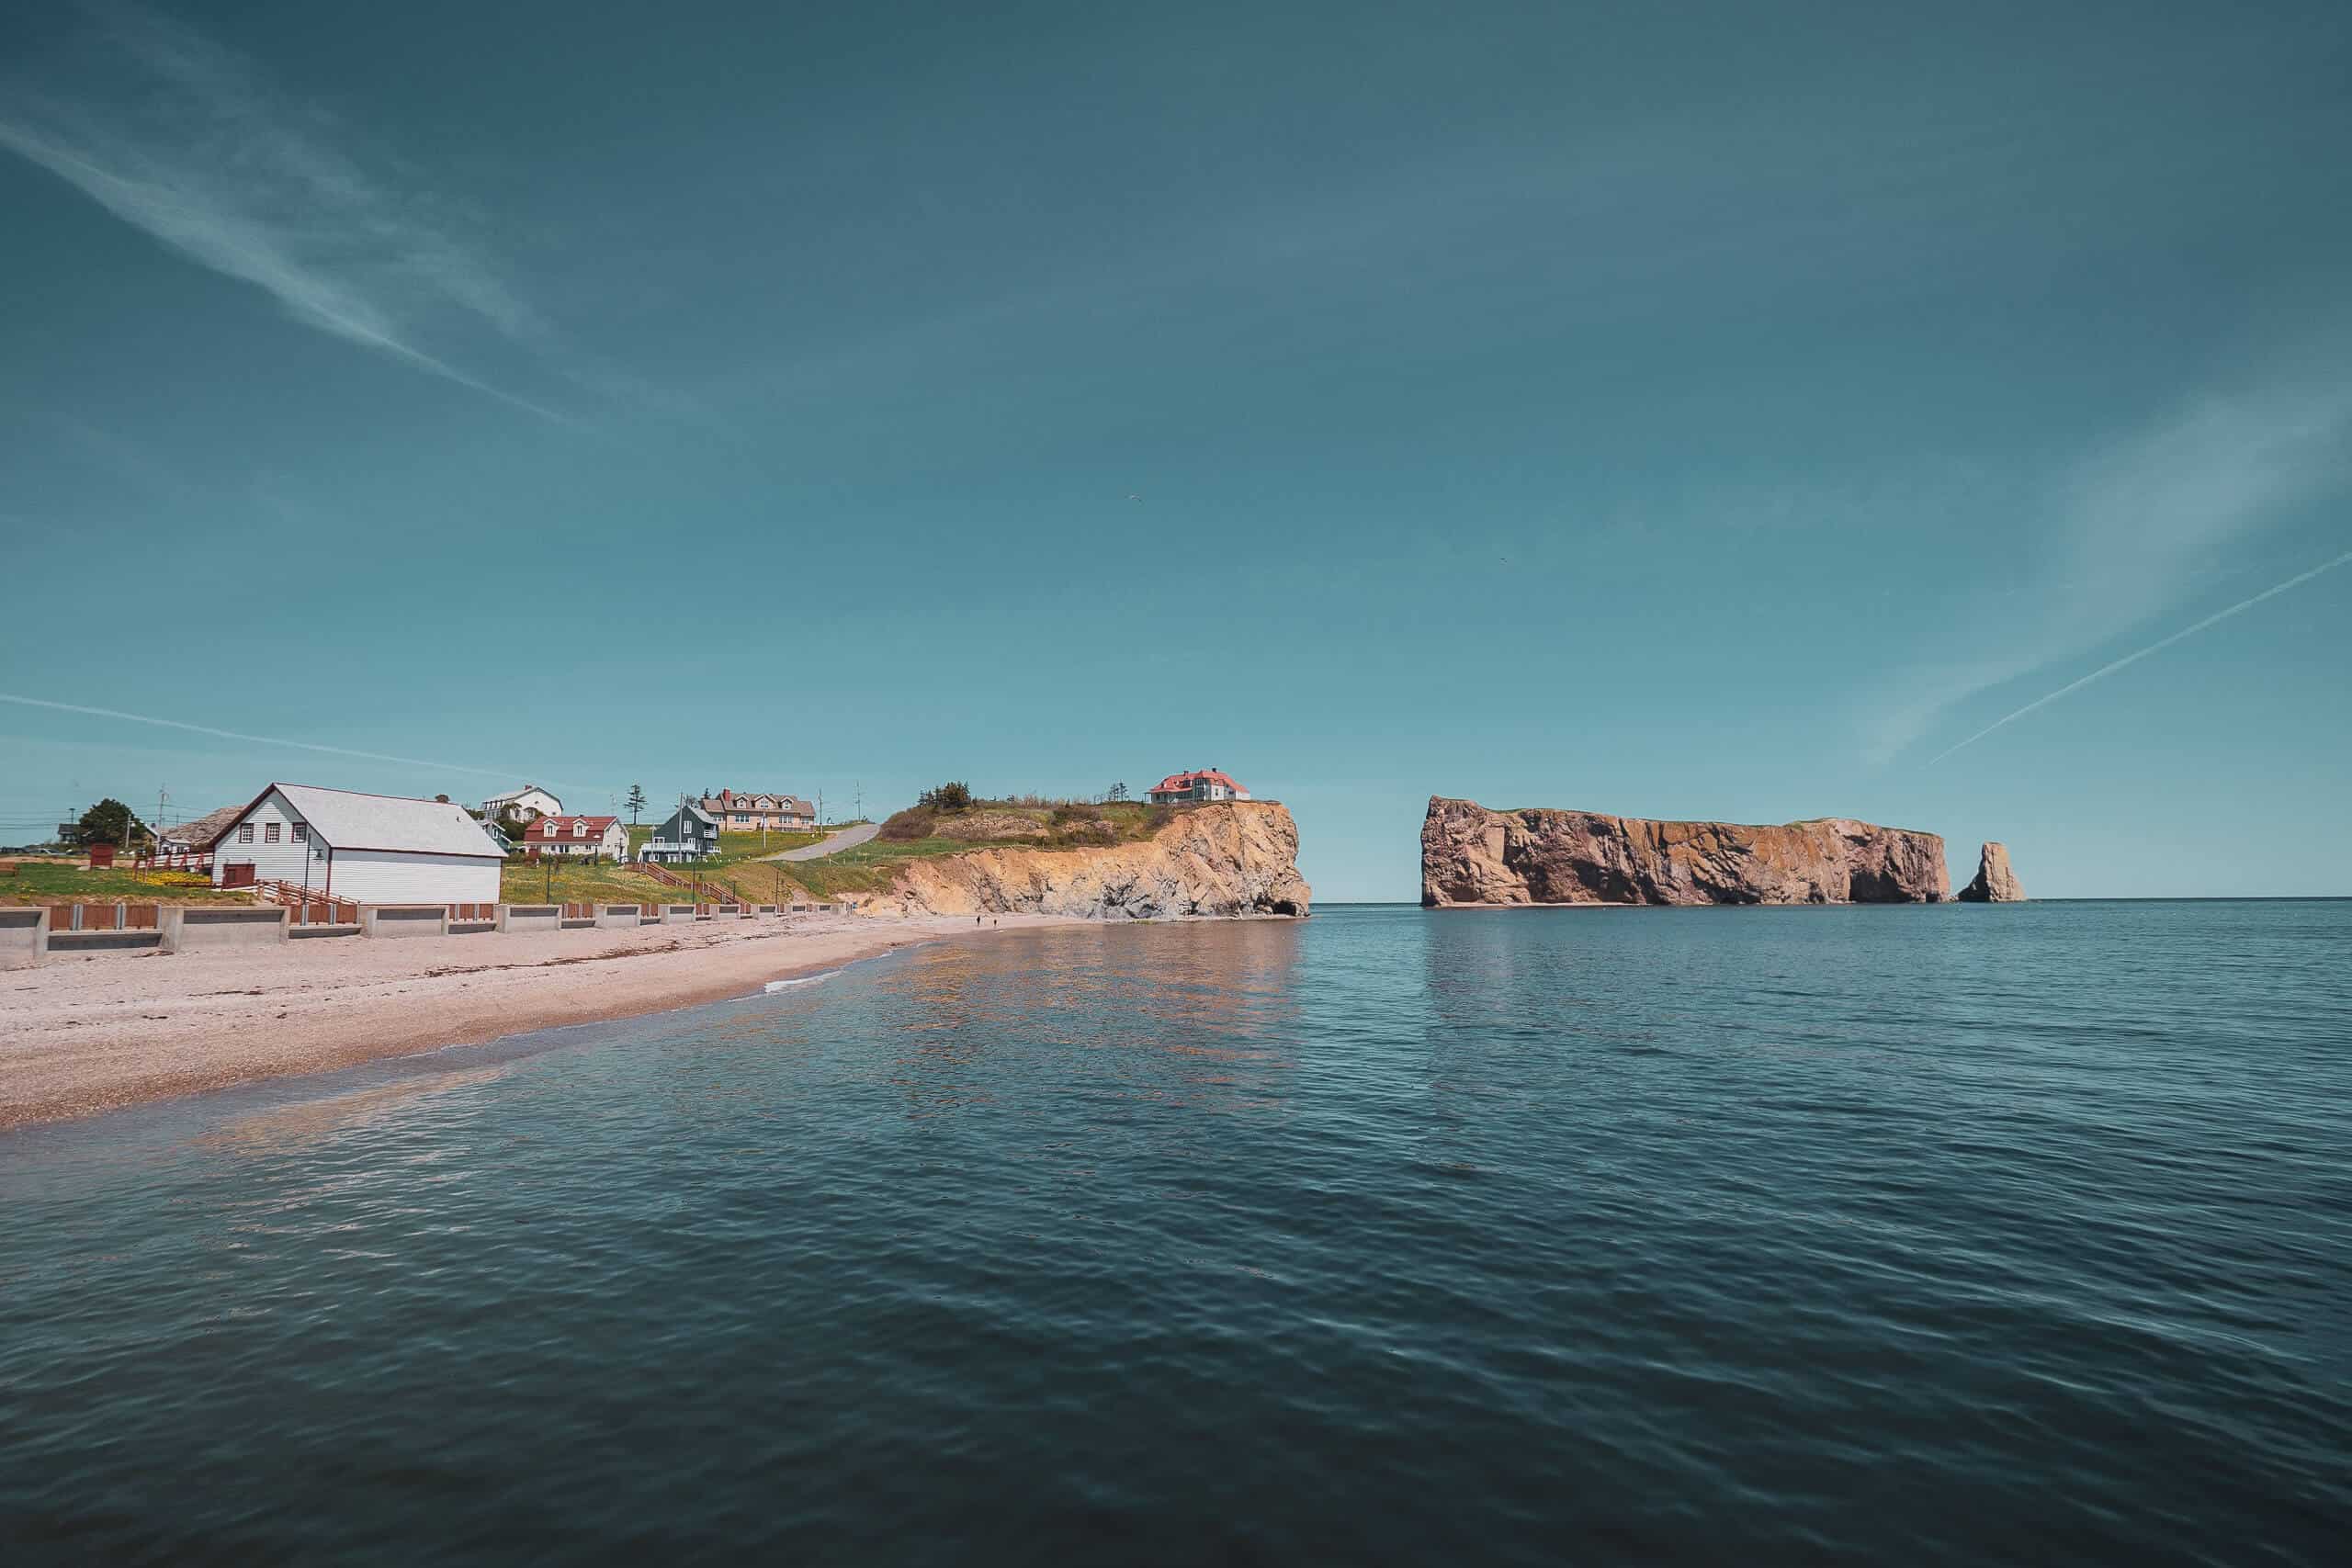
[[515, 814, 628, 861], [1148, 768, 1251, 805]]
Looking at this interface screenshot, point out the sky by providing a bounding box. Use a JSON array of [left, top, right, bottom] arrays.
[[2, 0, 2347, 899]]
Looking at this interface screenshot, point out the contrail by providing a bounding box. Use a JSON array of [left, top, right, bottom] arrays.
[[1928, 547, 2352, 764], [0, 693, 593, 790]]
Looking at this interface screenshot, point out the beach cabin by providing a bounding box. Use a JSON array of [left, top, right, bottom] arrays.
[[205, 784, 505, 904], [516, 814, 629, 861], [639, 801, 721, 864], [1148, 768, 1252, 805]]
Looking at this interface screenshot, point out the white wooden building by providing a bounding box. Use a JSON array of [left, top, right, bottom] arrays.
[[206, 784, 505, 904], [481, 784, 564, 825], [515, 814, 629, 860]]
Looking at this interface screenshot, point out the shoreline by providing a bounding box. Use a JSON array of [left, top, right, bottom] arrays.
[[0, 913, 1082, 1133]]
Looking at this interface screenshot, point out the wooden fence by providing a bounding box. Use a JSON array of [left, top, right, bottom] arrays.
[[254, 880, 357, 925], [47, 902, 161, 931]]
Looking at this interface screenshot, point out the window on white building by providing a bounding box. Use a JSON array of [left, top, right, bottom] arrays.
[[238, 822, 254, 843], [291, 822, 307, 843], [265, 822, 281, 843]]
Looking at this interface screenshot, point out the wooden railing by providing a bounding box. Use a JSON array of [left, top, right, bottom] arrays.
[[134, 850, 214, 872], [254, 880, 357, 925]]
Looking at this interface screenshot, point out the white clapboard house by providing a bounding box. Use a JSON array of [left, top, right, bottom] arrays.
[[205, 784, 506, 904], [514, 814, 629, 861], [481, 783, 564, 827]]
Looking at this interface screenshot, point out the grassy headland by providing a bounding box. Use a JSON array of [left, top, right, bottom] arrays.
[[779, 798, 1175, 899]]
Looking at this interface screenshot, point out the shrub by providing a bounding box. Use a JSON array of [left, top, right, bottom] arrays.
[[878, 807, 937, 841], [1050, 802, 1102, 825]]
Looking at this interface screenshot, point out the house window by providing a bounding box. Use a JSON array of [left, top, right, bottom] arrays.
[[238, 822, 254, 843], [265, 822, 281, 843], [292, 823, 308, 843]]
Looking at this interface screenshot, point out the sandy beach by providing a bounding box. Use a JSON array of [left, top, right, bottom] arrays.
[[0, 912, 1078, 1130]]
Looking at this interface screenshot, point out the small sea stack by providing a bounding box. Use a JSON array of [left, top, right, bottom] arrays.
[[1957, 841, 2026, 902]]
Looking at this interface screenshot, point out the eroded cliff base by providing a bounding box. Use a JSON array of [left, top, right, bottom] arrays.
[[1421, 796, 1951, 907], [876, 802, 1311, 919]]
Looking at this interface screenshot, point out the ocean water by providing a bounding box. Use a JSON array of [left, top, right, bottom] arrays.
[[2, 902, 2347, 1564]]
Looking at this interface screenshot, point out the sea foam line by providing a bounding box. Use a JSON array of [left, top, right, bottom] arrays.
[[763, 970, 842, 993]]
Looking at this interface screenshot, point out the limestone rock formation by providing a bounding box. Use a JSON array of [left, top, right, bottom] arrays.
[[1420, 796, 1950, 907], [1956, 841, 2026, 902], [876, 802, 1310, 919]]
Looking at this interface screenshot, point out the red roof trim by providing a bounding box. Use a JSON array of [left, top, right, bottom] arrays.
[[1150, 770, 1244, 794]]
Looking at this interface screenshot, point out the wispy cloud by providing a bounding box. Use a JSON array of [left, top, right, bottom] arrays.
[[0, 3, 568, 421], [1925, 547, 2352, 763], [1870, 374, 2352, 762], [0, 692, 604, 793]]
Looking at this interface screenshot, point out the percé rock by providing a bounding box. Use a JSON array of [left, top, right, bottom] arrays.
[[874, 801, 1311, 919], [1420, 796, 1950, 907], [1956, 841, 2026, 902]]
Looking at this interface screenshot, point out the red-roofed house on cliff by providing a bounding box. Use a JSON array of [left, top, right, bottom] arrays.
[[1148, 769, 1251, 805]]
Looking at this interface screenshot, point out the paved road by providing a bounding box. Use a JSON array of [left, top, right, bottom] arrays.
[[761, 821, 882, 863]]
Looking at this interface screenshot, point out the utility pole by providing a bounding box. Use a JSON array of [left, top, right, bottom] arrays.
[[854, 780, 863, 822], [155, 785, 167, 863]]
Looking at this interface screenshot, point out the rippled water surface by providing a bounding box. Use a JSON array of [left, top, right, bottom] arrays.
[[4, 902, 2348, 1563]]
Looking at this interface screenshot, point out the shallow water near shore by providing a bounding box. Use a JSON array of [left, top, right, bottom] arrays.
[[3, 901, 2348, 1563]]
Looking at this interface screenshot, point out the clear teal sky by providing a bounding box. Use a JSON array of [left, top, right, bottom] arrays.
[[4, 1, 2347, 898]]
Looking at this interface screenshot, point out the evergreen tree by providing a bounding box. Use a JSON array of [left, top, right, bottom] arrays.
[[625, 784, 647, 825]]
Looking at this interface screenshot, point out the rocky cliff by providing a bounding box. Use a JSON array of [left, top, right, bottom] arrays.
[[1420, 796, 1950, 907], [874, 802, 1311, 919], [1956, 841, 2026, 902]]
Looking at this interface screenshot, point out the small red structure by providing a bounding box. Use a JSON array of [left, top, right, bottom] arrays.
[[87, 843, 116, 868]]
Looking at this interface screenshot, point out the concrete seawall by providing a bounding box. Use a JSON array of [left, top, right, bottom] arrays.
[[162, 906, 291, 953], [360, 906, 449, 939], [1, 908, 50, 967]]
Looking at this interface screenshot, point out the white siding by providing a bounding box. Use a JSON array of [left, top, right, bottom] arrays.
[[212, 789, 332, 890], [485, 786, 564, 819], [324, 849, 500, 905]]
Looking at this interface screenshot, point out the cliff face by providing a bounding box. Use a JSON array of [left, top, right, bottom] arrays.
[[1957, 841, 2026, 902], [875, 802, 1311, 919], [1420, 796, 1950, 907]]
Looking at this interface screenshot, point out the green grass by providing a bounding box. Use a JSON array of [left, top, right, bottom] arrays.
[[777, 803, 1179, 898], [0, 863, 254, 906], [713, 830, 823, 863], [498, 858, 788, 907]]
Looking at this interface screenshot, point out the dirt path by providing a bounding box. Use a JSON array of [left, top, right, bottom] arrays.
[[763, 821, 883, 862]]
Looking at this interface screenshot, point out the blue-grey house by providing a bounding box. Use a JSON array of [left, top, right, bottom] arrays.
[[639, 801, 721, 863]]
